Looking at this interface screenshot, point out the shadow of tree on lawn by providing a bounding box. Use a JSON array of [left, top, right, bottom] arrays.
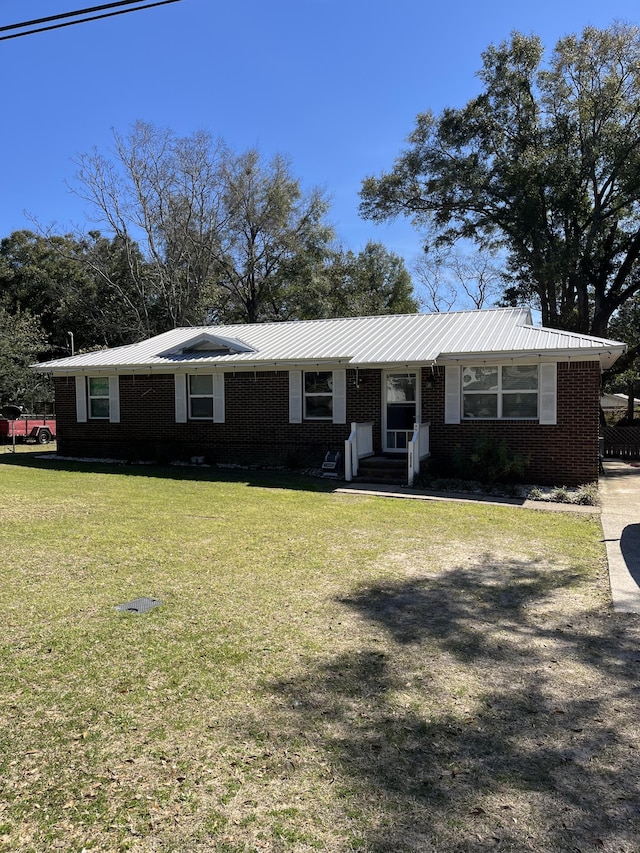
[[267, 557, 640, 852]]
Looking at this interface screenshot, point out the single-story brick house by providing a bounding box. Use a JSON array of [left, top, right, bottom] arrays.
[[34, 307, 626, 486]]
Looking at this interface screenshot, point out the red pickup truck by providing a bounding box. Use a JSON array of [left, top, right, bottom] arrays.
[[0, 416, 56, 444]]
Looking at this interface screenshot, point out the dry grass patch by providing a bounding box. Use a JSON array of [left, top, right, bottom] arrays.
[[0, 456, 639, 852]]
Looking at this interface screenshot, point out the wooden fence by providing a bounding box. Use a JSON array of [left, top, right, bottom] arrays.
[[601, 426, 640, 460]]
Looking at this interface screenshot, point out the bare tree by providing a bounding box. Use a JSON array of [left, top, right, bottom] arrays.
[[72, 121, 228, 332], [414, 246, 503, 313], [71, 122, 335, 328]]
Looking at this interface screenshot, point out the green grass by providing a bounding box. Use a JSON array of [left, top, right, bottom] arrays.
[[0, 453, 639, 852]]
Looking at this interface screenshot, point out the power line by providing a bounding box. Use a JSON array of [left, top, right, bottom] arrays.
[[0, 0, 183, 42], [0, 1, 153, 33]]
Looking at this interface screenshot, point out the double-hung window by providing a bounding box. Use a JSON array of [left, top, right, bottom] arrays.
[[462, 365, 538, 419], [88, 377, 110, 419], [189, 374, 215, 419], [304, 371, 333, 420]]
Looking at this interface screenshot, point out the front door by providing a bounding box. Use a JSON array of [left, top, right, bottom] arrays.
[[384, 371, 419, 452]]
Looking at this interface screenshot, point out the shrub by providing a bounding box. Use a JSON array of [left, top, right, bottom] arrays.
[[571, 482, 599, 506], [452, 435, 530, 486], [549, 485, 570, 503]]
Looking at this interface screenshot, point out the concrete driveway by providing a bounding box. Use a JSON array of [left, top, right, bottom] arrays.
[[599, 458, 640, 613]]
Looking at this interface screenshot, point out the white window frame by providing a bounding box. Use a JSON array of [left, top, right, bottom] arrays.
[[189, 374, 215, 420], [303, 371, 334, 421], [461, 364, 539, 421], [87, 376, 111, 420], [289, 370, 346, 424], [185, 373, 225, 423]]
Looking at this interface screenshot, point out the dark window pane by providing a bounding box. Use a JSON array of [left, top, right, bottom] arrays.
[[503, 393, 538, 418], [463, 394, 498, 418], [305, 395, 333, 419], [191, 398, 214, 418], [90, 398, 110, 419], [387, 404, 416, 429], [304, 371, 332, 393]]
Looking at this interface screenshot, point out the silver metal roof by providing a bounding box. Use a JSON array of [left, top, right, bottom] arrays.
[[34, 308, 627, 373]]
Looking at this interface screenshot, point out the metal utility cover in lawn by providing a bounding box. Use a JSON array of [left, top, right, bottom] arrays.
[[116, 597, 163, 614]]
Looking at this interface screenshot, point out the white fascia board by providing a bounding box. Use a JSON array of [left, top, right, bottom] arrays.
[[43, 357, 355, 376], [437, 347, 626, 368], [167, 358, 353, 373], [350, 360, 438, 370]]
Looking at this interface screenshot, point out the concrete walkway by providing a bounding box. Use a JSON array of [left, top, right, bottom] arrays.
[[599, 459, 640, 614]]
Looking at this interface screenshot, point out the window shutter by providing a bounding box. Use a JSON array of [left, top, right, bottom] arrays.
[[444, 366, 461, 424], [109, 376, 120, 423], [75, 376, 87, 423], [175, 374, 187, 423], [289, 370, 302, 423], [213, 373, 225, 423], [332, 369, 346, 424], [539, 363, 557, 425]]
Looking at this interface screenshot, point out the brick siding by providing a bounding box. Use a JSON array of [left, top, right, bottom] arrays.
[[421, 362, 601, 486], [54, 369, 383, 468], [54, 361, 601, 485]]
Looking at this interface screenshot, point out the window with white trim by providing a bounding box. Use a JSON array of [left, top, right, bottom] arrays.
[[462, 365, 539, 419], [189, 374, 215, 419], [304, 371, 333, 420], [87, 377, 110, 419]]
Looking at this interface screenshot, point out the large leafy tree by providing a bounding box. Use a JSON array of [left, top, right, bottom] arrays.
[[0, 303, 51, 410], [0, 229, 150, 352], [346, 241, 418, 316], [0, 230, 89, 356], [278, 241, 418, 320], [608, 296, 640, 421], [360, 23, 640, 363], [210, 149, 334, 323]]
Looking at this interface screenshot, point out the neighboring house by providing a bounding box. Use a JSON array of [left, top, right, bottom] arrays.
[[34, 307, 626, 486], [601, 392, 640, 411]]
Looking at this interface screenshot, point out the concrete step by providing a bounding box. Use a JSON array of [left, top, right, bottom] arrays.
[[354, 455, 408, 485]]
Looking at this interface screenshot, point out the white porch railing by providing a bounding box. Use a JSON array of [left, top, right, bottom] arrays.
[[344, 421, 374, 481], [408, 422, 430, 487]]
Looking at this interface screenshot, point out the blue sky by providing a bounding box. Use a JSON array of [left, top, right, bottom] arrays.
[[1, 0, 639, 271]]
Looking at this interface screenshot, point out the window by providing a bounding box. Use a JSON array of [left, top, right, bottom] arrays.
[[88, 377, 110, 419], [189, 374, 215, 419], [462, 365, 538, 419], [175, 374, 224, 423], [304, 371, 333, 420]]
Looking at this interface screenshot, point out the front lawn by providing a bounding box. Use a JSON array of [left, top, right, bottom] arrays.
[[1, 456, 639, 852]]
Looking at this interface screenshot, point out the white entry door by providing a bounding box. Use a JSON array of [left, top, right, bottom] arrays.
[[383, 371, 419, 452]]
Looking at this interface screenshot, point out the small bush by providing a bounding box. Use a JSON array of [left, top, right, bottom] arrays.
[[527, 487, 545, 501], [571, 482, 599, 506], [452, 435, 530, 486]]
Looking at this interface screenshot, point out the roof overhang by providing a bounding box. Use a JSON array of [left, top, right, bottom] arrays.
[[438, 346, 626, 371]]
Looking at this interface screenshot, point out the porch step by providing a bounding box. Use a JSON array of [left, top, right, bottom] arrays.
[[353, 455, 408, 486]]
